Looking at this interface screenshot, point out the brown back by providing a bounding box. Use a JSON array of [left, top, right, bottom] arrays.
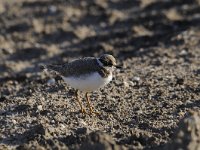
[[47, 57, 109, 77]]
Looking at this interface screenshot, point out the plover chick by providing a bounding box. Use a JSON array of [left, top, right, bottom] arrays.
[[42, 54, 121, 115]]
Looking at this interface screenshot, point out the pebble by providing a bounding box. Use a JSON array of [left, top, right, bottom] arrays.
[[48, 5, 57, 14], [40, 97, 45, 101], [37, 105, 43, 111], [60, 124, 65, 129], [12, 119, 17, 124], [123, 81, 129, 88], [51, 120, 55, 124], [133, 76, 140, 81], [79, 120, 87, 126], [180, 49, 188, 56], [47, 78, 56, 85]]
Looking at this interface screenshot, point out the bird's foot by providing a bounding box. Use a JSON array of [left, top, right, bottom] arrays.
[[89, 109, 100, 115], [80, 108, 87, 114]]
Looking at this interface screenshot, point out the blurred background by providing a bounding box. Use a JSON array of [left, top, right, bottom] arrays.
[[0, 0, 200, 76]]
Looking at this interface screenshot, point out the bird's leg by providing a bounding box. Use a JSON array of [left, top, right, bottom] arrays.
[[75, 90, 86, 114], [85, 92, 100, 115]]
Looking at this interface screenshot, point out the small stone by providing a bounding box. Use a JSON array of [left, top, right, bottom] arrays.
[[40, 97, 45, 101], [51, 120, 55, 124], [79, 120, 87, 126], [129, 81, 135, 86], [123, 81, 129, 88], [60, 124, 65, 129], [48, 5, 57, 14], [12, 119, 17, 124], [47, 78, 56, 85], [37, 105, 43, 111], [180, 49, 187, 56], [48, 127, 55, 133], [133, 77, 140, 81]]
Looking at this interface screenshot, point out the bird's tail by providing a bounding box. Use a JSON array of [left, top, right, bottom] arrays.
[[39, 64, 62, 74]]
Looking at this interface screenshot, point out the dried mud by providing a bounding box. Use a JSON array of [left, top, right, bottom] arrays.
[[0, 0, 200, 149]]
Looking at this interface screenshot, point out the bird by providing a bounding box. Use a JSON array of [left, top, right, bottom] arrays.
[[41, 54, 121, 115]]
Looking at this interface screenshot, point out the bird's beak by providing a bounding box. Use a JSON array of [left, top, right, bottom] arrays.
[[114, 65, 122, 69]]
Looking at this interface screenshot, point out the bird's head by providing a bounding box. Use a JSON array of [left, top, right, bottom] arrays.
[[98, 54, 121, 69]]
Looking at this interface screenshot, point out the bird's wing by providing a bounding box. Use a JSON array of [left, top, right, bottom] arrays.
[[46, 57, 99, 77]]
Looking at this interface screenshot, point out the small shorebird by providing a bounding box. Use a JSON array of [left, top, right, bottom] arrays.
[[41, 54, 121, 115]]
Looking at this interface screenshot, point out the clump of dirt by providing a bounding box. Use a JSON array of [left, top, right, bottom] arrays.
[[166, 111, 200, 150], [80, 131, 125, 150]]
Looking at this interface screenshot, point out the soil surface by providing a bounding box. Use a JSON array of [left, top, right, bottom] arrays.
[[0, 0, 200, 149]]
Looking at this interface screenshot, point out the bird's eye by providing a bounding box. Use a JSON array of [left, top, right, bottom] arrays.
[[105, 62, 112, 67], [99, 59, 113, 67], [100, 59, 107, 65]]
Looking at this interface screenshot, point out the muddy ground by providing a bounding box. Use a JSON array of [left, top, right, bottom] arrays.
[[0, 0, 200, 149]]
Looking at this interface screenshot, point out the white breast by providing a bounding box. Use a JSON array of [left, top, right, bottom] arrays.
[[62, 72, 112, 92]]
